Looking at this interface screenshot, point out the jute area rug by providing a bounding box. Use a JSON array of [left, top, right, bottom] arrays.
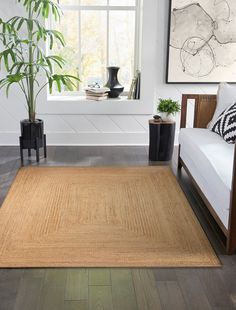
[[0, 166, 220, 267]]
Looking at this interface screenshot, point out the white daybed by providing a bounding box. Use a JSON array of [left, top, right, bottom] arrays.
[[178, 94, 236, 254]]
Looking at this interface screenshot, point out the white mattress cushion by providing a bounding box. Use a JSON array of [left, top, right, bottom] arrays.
[[179, 128, 234, 229]]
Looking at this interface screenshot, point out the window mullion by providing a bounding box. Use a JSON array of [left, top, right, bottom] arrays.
[[107, 0, 109, 79], [107, 7, 110, 74], [134, 0, 141, 73], [78, 0, 82, 91]]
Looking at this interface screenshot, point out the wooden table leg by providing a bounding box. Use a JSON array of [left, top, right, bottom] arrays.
[[149, 123, 161, 161], [44, 134, 47, 158], [36, 138, 40, 162], [159, 123, 176, 161], [19, 137, 23, 163]]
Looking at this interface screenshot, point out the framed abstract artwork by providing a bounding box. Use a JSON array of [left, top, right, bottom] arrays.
[[166, 0, 236, 83]]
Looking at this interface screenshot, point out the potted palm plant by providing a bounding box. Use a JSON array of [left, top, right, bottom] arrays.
[[0, 0, 80, 157]]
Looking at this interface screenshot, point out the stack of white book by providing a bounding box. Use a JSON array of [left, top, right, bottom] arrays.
[[85, 87, 110, 101]]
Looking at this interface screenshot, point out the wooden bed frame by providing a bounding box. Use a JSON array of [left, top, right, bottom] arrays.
[[178, 94, 236, 255]]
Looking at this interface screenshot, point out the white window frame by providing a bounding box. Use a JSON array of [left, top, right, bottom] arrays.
[[49, 0, 141, 97], [38, 0, 158, 115]]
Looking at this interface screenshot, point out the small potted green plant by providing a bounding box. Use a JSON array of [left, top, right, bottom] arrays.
[[157, 98, 181, 121]]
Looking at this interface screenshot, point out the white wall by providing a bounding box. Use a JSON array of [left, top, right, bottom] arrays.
[[0, 0, 218, 146]]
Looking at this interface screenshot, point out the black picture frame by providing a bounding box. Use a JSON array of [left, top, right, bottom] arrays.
[[166, 0, 236, 84]]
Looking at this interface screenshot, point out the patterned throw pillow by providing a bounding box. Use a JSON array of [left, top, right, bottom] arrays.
[[208, 83, 236, 129], [211, 102, 236, 144]]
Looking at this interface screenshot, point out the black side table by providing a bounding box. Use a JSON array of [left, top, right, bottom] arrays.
[[149, 120, 175, 161]]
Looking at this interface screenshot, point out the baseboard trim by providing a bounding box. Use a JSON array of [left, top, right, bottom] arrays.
[[0, 132, 150, 146]]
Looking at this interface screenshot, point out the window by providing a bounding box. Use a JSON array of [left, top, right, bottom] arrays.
[[50, 0, 141, 96]]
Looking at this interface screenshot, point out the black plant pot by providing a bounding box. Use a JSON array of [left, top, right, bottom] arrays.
[[19, 119, 47, 163], [105, 66, 124, 98], [20, 119, 44, 149]]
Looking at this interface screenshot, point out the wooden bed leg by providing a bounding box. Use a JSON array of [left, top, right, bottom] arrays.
[[227, 239, 236, 255], [178, 146, 182, 170], [227, 143, 236, 255], [227, 205, 236, 255], [178, 158, 182, 170], [178, 163, 182, 170]]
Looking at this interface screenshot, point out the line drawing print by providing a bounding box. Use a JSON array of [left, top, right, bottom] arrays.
[[168, 0, 236, 82]]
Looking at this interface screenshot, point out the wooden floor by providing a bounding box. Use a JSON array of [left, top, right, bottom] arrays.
[[0, 146, 236, 310]]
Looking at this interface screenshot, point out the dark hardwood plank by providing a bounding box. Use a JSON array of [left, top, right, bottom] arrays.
[[38, 284, 65, 310], [197, 269, 234, 308], [13, 275, 43, 310], [156, 281, 188, 310], [211, 307, 235, 310], [51, 146, 79, 165], [217, 266, 236, 307], [38, 269, 67, 310], [89, 286, 113, 310], [65, 269, 88, 301], [23, 269, 45, 279], [44, 269, 67, 287], [111, 269, 138, 310], [176, 269, 211, 310], [42, 145, 56, 166], [89, 269, 111, 286], [153, 269, 177, 282], [64, 300, 88, 310], [132, 269, 162, 310], [0, 147, 21, 206], [0, 270, 23, 310]]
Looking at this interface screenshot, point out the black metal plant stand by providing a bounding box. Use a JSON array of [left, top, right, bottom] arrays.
[[19, 134, 47, 163]]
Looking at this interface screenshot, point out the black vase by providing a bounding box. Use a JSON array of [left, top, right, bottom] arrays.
[[20, 119, 44, 149], [105, 66, 124, 98]]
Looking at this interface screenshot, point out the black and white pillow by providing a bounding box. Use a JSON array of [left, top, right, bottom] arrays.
[[211, 102, 236, 144]]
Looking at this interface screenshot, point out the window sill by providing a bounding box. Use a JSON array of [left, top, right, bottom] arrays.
[[47, 95, 139, 103], [37, 94, 147, 115]]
